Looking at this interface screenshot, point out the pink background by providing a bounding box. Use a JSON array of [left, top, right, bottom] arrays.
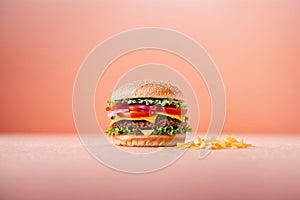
[[0, 0, 299, 133]]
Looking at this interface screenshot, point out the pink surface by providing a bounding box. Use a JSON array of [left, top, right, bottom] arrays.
[[1, 133, 299, 200]]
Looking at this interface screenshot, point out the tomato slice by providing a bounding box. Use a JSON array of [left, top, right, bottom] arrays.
[[106, 103, 129, 111], [163, 107, 188, 115], [108, 103, 187, 117], [118, 111, 151, 118], [128, 105, 150, 112], [128, 106, 142, 112]]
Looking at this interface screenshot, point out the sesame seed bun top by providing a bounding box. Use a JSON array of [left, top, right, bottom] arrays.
[[111, 80, 184, 101]]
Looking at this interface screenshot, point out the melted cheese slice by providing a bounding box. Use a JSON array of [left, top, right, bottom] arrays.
[[110, 115, 157, 126], [109, 112, 185, 126], [156, 112, 185, 122], [140, 129, 153, 137]]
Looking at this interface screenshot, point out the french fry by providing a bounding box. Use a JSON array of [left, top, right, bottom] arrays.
[[199, 141, 206, 149], [226, 135, 238, 143], [176, 141, 192, 150], [217, 139, 227, 148], [190, 141, 200, 150], [197, 136, 203, 145]]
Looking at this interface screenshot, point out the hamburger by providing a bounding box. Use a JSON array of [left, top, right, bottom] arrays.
[[105, 80, 191, 146]]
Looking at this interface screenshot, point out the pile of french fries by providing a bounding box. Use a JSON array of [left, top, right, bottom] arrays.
[[177, 135, 252, 150]]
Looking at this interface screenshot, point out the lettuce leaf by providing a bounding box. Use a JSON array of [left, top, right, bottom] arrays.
[[105, 127, 142, 136], [105, 125, 192, 136], [153, 125, 192, 135], [107, 98, 187, 108]]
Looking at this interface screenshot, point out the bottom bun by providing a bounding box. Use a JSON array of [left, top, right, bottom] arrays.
[[112, 134, 186, 147]]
